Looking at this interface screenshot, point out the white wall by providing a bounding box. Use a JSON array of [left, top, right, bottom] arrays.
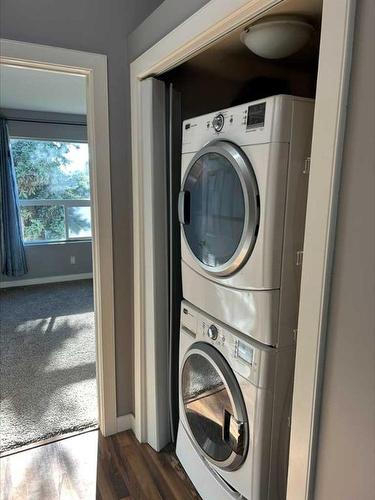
[[313, 0, 375, 498]]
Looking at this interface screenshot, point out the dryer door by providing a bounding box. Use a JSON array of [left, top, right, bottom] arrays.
[[179, 140, 259, 276], [181, 342, 248, 471]]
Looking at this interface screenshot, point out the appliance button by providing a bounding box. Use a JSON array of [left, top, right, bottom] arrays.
[[212, 113, 224, 132], [207, 324, 218, 340]]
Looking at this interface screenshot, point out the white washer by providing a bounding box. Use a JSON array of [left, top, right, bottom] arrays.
[[176, 300, 294, 500], [179, 95, 314, 346]]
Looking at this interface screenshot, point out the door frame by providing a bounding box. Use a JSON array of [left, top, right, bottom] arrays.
[[130, 0, 356, 497], [0, 39, 118, 436]]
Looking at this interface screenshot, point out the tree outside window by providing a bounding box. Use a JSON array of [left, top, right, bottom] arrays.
[[11, 139, 92, 242]]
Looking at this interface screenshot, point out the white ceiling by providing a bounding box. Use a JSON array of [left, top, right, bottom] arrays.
[[0, 65, 87, 115]]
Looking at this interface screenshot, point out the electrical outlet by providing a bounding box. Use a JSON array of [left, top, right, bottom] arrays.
[[70, 256, 76, 265]]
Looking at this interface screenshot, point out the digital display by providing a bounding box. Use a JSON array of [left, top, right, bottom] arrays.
[[247, 102, 266, 129], [237, 341, 253, 365]]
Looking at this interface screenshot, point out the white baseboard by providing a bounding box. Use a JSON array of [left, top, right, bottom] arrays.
[[117, 413, 135, 433], [0, 272, 93, 289]]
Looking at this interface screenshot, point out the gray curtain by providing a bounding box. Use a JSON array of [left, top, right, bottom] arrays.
[[0, 118, 28, 276]]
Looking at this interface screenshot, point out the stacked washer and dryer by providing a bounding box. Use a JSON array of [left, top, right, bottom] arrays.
[[175, 95, 315, 499]]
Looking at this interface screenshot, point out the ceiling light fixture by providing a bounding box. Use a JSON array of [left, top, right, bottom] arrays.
[[240, 15, 314, 59]]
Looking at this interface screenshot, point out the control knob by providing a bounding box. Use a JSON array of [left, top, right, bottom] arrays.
[[207, 324, 218, 340], [212, 113, 224, 132]]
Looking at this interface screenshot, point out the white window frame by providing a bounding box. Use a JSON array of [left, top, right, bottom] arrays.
[[19, 199, 92, 243], [0, 39, 118, 436], [130, 0, 356, 498], [12, 136, 92, 244]]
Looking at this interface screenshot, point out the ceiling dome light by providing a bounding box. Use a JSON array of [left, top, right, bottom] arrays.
[[240, 15, 314, 59]]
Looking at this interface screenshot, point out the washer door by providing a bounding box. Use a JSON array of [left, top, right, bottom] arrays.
[[181, 342, 248, 471], [179, 140, 259, 276]]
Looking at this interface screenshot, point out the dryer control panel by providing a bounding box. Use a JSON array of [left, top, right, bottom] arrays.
[[181, 94, 313, 153], [180, 300, 277, 389]]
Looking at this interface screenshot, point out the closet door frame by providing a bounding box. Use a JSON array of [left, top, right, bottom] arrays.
[[130, 1, 356, 498]]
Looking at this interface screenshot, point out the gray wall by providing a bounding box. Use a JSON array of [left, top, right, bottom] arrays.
[[160, 58, 316, 120], [4, 109, 87, 141], [128, 0, 210, 61], [0, 0, 162, 416], [1, 241, 93, 283], [314, 0, 375, 498]]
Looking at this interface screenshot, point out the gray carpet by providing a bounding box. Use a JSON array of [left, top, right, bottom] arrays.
[[0, 280, 98, 453]]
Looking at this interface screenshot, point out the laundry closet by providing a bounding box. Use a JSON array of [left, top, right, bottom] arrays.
[[140, 1, 323, 499]]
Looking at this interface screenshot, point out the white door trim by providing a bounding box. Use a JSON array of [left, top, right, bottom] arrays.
[[0, 272, 93, 288], [0, 39, 118, 436], [287, 1, 356, 497], [130, 0, 356, 497]]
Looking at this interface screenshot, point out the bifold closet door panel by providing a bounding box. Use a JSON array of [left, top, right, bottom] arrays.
[[140, 77, 170, 451], [167, 83, 182, 443]]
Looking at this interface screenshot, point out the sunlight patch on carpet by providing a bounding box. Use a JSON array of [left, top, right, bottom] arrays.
[[0, 280, 98, 453]]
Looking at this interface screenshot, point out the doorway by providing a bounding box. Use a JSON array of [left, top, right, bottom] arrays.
[[0, 66, 98, 454], [0, 40, 117, 445], [130, 0, 356, 498]]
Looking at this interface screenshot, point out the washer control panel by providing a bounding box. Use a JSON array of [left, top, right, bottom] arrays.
[[181, 300, 279, 388]]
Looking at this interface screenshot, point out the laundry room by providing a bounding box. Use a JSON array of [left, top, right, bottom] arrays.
[[131, 1, 324, 499]]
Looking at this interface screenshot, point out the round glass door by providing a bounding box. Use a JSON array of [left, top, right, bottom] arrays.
[[179, 140, 259, 276], [181, 342, 248, 471]]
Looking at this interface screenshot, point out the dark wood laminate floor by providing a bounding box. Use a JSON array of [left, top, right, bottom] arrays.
[[0, 430, 200, 500]]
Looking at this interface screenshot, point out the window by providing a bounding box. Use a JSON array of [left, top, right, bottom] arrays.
[[11, 139, 92, 243]]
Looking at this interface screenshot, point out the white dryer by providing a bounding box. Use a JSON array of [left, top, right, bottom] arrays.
[[176, 301, 294, 500], [179, 95, 314, 346]]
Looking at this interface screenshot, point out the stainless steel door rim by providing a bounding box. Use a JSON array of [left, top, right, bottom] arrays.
[[180, 140, 259, 276], [181, 341, 249, 471]]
